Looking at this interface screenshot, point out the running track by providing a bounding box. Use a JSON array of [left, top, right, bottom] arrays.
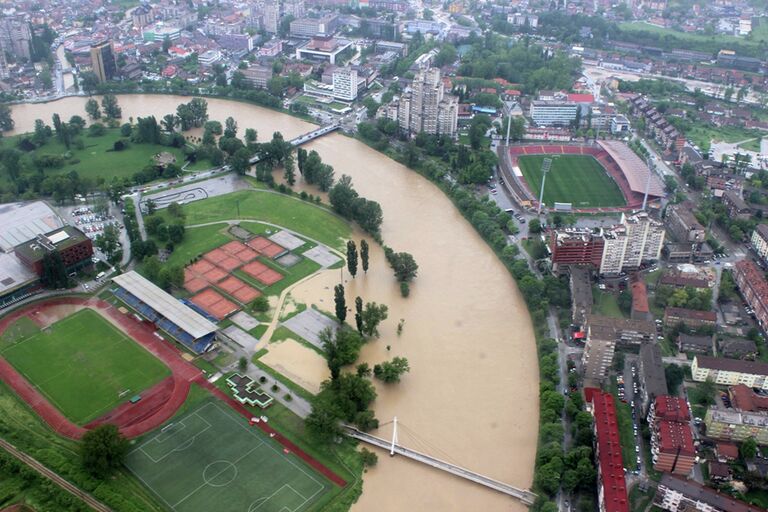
[[0, 297, 346, 487]]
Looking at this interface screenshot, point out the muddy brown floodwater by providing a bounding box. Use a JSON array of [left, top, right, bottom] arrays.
[[11, 96, 539, 512]]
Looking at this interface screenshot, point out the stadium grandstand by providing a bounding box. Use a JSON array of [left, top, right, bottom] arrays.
[[598, 140, 665, 199], [112, 271, 218, 353], [501, 142, 665, 212]]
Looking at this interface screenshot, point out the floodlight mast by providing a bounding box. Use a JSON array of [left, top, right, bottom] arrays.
[[642, 157, 653, 211], [537, 158, 553, 215]]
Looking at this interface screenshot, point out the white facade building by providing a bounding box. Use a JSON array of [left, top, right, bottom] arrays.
[[331, 67, 359, 101], [529, 101, 578, 127], [751, 224, 768, 264]]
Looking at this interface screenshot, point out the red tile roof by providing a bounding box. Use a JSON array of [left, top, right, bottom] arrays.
[[735, 259, 768, 303], [729, 384, 768, 412], [657, 420, 695, 455], [715, 442, 739, 460], [588, 388, 629, 512], [567, 93, 595, 103], [654, 396, 691, 422], [631, 279, 650, 313]]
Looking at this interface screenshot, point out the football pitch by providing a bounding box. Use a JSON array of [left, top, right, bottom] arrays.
[[0, 308, 170, 424], [517, 155, 626, 208], [126, 401, 332, 512]]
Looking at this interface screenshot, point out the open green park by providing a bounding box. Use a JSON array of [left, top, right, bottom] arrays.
[[0, 128, 188, 184], [0, 308, 169, 424], [619, 20, 768, 51], [517, 155, 626, 208]]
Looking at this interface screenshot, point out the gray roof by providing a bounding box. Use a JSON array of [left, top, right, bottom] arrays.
[[0, 201, 63, 253], [640, 343, 668, 398], [112, 271, 217, 339], [659, 475, 761, 512]]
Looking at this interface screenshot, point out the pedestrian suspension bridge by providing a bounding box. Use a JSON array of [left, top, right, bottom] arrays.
[[249, 123, 340, 164], [343, 418, 537, 507]]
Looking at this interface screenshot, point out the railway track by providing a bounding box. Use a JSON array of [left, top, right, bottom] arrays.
[[0, 437, 113, 512]]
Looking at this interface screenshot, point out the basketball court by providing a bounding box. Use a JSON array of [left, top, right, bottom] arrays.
[[126, 401, 331, 512]]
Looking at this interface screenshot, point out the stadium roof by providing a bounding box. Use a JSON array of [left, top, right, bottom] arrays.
[[598, 140, 665, 197], [112, 271, 217, 339]]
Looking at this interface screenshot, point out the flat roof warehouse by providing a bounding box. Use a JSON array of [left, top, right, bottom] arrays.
[[112, 271, 217, 352]]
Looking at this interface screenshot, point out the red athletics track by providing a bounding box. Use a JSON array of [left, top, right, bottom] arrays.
[[0, 296, 347, 487]]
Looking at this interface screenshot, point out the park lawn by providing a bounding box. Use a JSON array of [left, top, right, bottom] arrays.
[[0, 128, 187, 183], [593, 288, 626, 319], [739, 138, 762, 153], [518, 155, 626, 208], [0, 377, 166, 512], [608, 383, 638, 471], [181, 190, 351, 251], [619, 21, 767, 47], [0, 309, 170, 424], [157, 223, 232, 268], [687, 124, 764, 153]]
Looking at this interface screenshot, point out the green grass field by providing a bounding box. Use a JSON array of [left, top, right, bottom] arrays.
[[517, 155, 626, 208], [619, 21, 768, 47], [0, 128, 188, 183], [126, 401, 332, 512], [181, 190, 351, 251], [0, 309, 170, 424]]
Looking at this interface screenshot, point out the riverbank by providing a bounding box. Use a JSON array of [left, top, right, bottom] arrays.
[[9, 95, 539, 512]]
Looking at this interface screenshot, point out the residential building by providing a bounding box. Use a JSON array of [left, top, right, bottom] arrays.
[[729, 384, 768, 412], [397, 67, 458, 138], [663, 307, 716, 329], [258, 39, 283, 58], [132, 4, 154, 28], [263, 1, 280, 33], [584, 388, 630, 512], [600, 212, 665, 275], [198, 50, 222, 67], [582, 315, 655, 382], [290, 15, 339, 37], [529, 100, 578, 127], [665, 203, 706, 243], [718, 338, 758, 360], [751, 224, 768, 264], [0, 17, 31, 61], [331, 67, 359, 101], [14, 226, 93, 277], [241, 65, 272, 89], [704, 407, 768, 444], [283, 0, 306, 18], [678, 334, 713, 355], [654, 474, 761, 512], [691, 355, 768, 390], [733, 259, 768, 330], [647, 396, 695, 476], [611, 115, 631, 135], [639, 344, 668, 413], [549, 228, 605, 273], [722, 190, 751, 220], [570, 266, 593, 326], [631, 279, 651, 322], [90, 40, 116, 83]]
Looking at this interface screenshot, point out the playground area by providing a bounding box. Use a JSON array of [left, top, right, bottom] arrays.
[[126, 401, 332, 512], [0, 308, 170, 425]]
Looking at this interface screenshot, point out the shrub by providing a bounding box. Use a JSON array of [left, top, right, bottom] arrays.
[[251, 296, 269, 313], [259, 376, 267, 384], [400, 281, 410, 298], [284, 393, 292, 401], [271, 384, 279, 392]]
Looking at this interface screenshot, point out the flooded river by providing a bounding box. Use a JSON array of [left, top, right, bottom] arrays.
[[10, 95, 539, 512]]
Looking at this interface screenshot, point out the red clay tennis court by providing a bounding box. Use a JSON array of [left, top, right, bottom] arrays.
[[221, 240, 250, 255], [184, 277, 208, 294], [217, 256, 241, 271], [231, 286, 260, 303], [203, 248, 230, 265], [256, 269, 283, 286], [260, 243, 287, 259], [218, 276, 247, 295], [189, 259, 215, 275], [246, 236, 272, 251], [190, 289, 239, 320], [232, 246, 258, 263], [202, 267, 228, 283], [242, 260, 270, 278]]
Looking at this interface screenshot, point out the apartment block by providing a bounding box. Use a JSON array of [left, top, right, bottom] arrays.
[[582, 315, 655, 382], [704, 407, 768, 444], [654, 474, 761, 512], [529, 100, 578, 127], [397, 67, 458, 137], [691, 355, 768, 390], [647, 396, 695, 476], [665, 203, 706, 243], [751, 224, 768, 264], [733, 259, 768, 331]]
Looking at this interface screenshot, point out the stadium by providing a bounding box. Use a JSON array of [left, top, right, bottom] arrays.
[[499, 141, 666, 213]]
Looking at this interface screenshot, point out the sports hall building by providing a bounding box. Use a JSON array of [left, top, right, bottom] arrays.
[[112, 271, 218, 353]]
